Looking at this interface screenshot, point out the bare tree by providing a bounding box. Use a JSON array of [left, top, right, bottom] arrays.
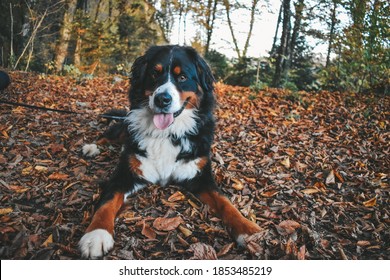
[[222, 0, 260, 59]]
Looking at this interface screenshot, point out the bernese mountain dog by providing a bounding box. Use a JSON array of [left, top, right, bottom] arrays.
[[79, 45, 261, 259]]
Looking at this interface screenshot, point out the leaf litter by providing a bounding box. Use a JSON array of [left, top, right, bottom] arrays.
[[0, 73, 389, 259]]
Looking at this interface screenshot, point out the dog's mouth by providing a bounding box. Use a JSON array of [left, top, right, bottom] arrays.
[[152, 97, 190, 130]]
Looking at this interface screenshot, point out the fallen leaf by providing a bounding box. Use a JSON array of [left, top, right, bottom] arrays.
[[297, 245, 306, 260], [189, 242, 217, 260], [217, 242, 235, 257], [34, 165, 48, 173], [261, 190, 279, 197], [141, 221, 156, 239], [168, 191, 185, 202], [325, 170, 335, 185], [281, 157, 290, 168], [48, 173, 69, 180], [244, 231, 268, 257], [153, 216, 183, 231], [363, 197, 376, 207], [42, 234, 53, 247], [0, 208, 13, 215], [276, 220, 301, 235], [357, 240, 370, 247], [178, 225, 192, 237], [302, 188, 320, 194]]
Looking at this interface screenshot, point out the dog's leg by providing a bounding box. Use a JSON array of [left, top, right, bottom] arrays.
[[79, 192, 124, 259], [198, 190, 262, 246]]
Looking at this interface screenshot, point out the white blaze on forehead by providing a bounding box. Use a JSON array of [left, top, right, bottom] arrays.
[[149, 81, 181, 112]]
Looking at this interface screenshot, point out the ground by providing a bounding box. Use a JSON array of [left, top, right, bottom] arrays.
[[0, 72, 389, 260]]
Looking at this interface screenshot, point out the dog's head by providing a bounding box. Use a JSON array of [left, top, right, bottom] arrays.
[[129, 45, 215, 130]]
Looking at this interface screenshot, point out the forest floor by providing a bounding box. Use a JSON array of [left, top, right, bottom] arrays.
[[0, 72, 389, 260]]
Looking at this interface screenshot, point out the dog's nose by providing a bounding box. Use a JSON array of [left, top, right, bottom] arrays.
[[154, 92, 172, 108]]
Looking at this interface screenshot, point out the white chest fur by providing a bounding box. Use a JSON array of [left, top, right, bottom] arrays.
[[126, 108, 201, 186]]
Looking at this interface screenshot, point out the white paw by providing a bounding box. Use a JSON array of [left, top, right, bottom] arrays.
[[82, 144, 100, 157], [79, 229, 114, 259], [235, 234, 248, 247]]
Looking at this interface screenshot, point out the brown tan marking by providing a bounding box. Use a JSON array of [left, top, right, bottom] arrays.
[[129, 154, 143, 176], [181, 91, 199, 109], [154, 64, 163, 72], [197, 156, 208, 170], [198, 191, 261, 239], [86, 192, 124, 235], [173, 66, 181, 75], [145, 89, 153, 96]]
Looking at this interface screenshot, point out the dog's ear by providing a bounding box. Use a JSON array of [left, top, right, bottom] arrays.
[[185, 47, 215, 93], [130, 54, 147, 93]]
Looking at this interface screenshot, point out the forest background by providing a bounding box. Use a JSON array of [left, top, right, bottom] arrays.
[[0, 0, 388, 94]]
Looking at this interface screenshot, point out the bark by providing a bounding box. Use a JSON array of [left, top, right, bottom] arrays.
[[53, 0, 77, 73], [205, 0, 218, 56], [272, 0, 291, 88], [326, 0, 337, 67], [223, 0, 241, 59], [243, 0, 259, 58], [285, 0, 304, 78], [271, 2, 283, 55]]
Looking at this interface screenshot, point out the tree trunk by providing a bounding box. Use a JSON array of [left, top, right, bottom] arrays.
[[53, 0, 77, 72], [272, 0, 291, 88], [223, 0, 241, 59], [243, 0, 259, 58], [205, 0, 218, 56], [285, 0, 304, 78], [326, 0, 337, 67], [271, 2, 283, 55]]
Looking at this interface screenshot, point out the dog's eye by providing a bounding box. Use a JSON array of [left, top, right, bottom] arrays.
[[178, 74, 187, 82]]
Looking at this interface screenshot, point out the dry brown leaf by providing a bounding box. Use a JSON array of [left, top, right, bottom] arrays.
[[142, 221, 156, 239], [0, 208, 13, 215], [48, 173, 69, 180], [261, 190, 279, 197], [297, 245, 306, 260], [217, 242, 235, 257], [302, 188, 320, 194], [357, 240, 370, 247], [363, 197, 376, 207], [244, 231, 268, 257], [281, 157, 290, 168], [178, 225, 192, 237], [34, 165, 48, 173], [168, 191, 185, 202], [42, 234, 53, 247], [153, 216, 183, 231], [276, 220, 301, 235], [325, 170, 335, 185], [189, 242, 217, 260]]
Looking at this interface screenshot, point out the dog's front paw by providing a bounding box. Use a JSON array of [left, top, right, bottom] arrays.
[[79, 229, 114, 259]]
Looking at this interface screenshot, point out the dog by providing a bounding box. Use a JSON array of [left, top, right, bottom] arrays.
[[79, 45, 261, 259]]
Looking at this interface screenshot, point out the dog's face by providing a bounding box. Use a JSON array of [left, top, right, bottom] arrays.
[[129, 45, 214, 130]]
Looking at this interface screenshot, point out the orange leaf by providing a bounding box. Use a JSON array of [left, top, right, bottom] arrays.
[[363, 197, 376, 207], [48, 173, 69, 180], [168, 191, 185, 202]]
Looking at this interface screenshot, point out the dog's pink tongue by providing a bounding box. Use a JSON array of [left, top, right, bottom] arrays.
[[153, 113, 174, 130]]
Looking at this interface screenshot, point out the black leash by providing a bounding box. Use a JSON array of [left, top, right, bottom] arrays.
[[0, 99, 126, 120]]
